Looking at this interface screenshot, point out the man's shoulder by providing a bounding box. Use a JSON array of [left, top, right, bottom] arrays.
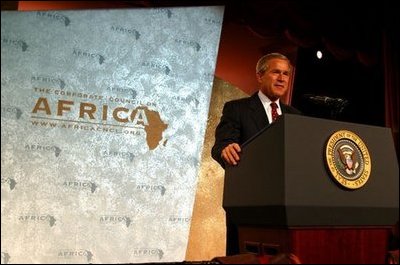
[[225, 93, 257, 106], [226, 97, 251, 105], [281, 103, 302, 115]]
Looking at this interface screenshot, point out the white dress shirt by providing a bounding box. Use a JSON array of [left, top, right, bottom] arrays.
[[258, 90, 282, 123]]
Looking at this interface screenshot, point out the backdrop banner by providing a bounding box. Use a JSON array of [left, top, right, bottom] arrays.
[[1, 6, 224, 264]]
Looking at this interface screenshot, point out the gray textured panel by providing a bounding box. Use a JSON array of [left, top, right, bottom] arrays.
[[1, 7, 224, 264]]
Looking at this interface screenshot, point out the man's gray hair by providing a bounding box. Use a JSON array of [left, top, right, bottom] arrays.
[[256, 53, 290, 74]]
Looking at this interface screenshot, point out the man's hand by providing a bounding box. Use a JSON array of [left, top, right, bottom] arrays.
[[221, 143, 241, 166]]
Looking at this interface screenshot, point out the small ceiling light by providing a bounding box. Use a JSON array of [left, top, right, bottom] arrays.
[[316, 50, 323, 59]]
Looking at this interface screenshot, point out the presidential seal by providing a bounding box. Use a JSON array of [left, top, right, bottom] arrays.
[[325, 130, 371, 189]]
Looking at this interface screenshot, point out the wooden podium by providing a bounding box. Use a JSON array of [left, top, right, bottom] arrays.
[[223, 114, 399, 264]]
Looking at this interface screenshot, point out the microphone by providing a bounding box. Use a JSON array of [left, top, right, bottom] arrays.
[[303, 94, 348, 106]]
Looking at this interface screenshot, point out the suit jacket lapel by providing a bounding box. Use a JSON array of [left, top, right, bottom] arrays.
[[249, 93, 269, 131]]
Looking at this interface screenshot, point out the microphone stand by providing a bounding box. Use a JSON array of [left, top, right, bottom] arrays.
[[330, 99, 349, 119]]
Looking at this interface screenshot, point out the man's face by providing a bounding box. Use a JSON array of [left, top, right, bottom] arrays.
[[257, 58, 291, 101]]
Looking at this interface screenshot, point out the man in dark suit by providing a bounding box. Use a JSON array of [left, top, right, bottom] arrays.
[[211, 52, 301, 255]]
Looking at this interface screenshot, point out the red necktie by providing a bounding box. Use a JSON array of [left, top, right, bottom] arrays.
[[270, 102, 279, 122]]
